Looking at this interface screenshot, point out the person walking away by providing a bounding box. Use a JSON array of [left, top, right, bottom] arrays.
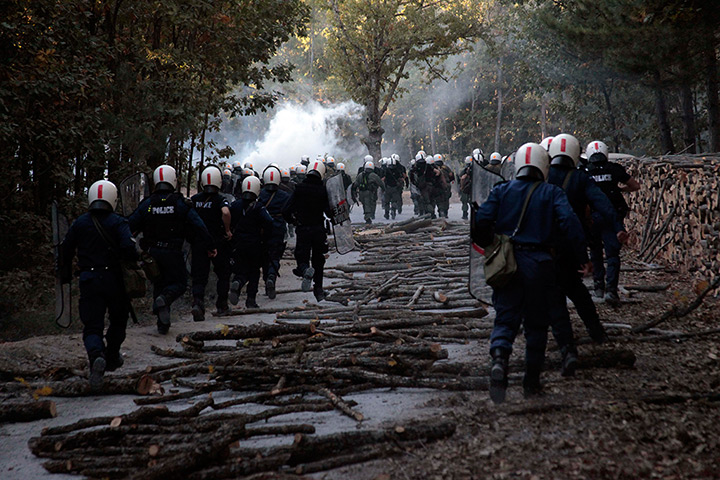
[[473, 143, 590, 403], [129, 165, 214, 334], [228, 176, 274, 308], [259, 166, 291, 299], [352, 157, 385, 225], [459, 156, 473, 220], [190, 166, 232, 320], [61, 180, 138, 389], [283, 160, 333, 301], [547, 134, 628, 345], [586, 140, 640, 306]]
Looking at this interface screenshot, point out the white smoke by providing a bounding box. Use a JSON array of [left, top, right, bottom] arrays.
[[215, 100, 366, 172]]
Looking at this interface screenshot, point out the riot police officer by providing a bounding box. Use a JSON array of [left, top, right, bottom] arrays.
[[228, 176, 274, 308], [190, 166, 232, 320], [259, 166, 291, 299], [474, 143, 589, 403], [129, 165, 214, 334], [283, 160, 332, 301], [586, 140, 640, 305], [61, 180, 138, 389], [352, 157, 385, 224], [547, 134, 627, 374], [459, 156, 473, 220]]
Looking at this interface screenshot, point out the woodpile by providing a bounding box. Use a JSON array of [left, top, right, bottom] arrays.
[[622, 153, 720, 280]]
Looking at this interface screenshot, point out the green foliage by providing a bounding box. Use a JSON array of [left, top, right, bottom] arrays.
[[317, 0, 484, 158]]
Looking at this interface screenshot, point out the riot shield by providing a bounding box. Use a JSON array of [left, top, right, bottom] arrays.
[[119, 172, 150, 217], [500, 156, 516, 182], [52, 201, 72, 328], [326, 174, 354, 254], [468, 160, 505, 303]]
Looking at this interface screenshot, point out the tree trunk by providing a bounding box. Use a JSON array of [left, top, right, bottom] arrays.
[[363, 93, 384, 161], [429, 107, 436, 154], [653, 71, 675, 154], [494, 57, 503, 153], [680, 82, 697, 153], [601, 81, 621, 152], [187, 133, 196, 197], [540, 93, 547, 139], [705, 44, 720, 152]]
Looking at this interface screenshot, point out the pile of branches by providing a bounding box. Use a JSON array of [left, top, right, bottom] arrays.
[[25, 218, 487, 478], [29, 402, 456, 479]]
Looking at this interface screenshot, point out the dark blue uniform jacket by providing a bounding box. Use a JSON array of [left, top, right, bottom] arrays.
[[61, 211, 138, 282], [474, 178, 589, 264]]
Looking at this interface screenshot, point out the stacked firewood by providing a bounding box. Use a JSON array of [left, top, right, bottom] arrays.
[[622, 154, 720, 280]]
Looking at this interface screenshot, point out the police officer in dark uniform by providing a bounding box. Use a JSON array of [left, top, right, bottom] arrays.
[[547, 134, 628, 367], [228, 175, 274, 308], [383, 154, 406, 220], [474, 143, 590, 403], [259, 166, 291, 299], [279, 167, 294, 194], [283, 160, 332, 302], [61, 180, 138, 389], [336, 163, 353, 190], [585, 140, 640, 306], [459, 156, 473, 220], [129, 165, 214, 334], [190, 166, 232, 320]]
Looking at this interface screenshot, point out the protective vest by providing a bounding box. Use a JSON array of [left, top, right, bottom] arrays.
[[191, 191, 227, 240], [144, 193, 185, 243], [358, 172, 372, 191], [385, 166, 402, 187], [587, 161, 628, 214]]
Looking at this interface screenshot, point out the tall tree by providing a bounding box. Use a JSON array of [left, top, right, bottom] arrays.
[[320, 0, 482, 160]]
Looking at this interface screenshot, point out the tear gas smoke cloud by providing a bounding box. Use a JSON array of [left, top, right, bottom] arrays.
[[211, 100, 366, 172]]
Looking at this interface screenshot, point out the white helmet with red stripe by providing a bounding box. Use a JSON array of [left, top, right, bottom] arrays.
[[308, 160, 326, 179], [586, 140, 609, 163], [153, 165, 177, 191], [280, 168, 290, 181], [489, 152, 502, 165], [515, 143, 550, 180], [223, 168, 232, 177], [243, 161, 254, 170], [296, 165, 307, 175], [548, 133, 581, 167], [200, 166, 222, 190], [464, 156, 472, 164], [241, 175, 261, 199], [540, 136, 554, 152], [337, 162, 346, 171], [326, 156, 336, 167], [262, 166, 281, 186], [88, 180, 118, 211]]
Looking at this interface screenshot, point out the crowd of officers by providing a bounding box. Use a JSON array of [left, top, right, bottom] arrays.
[[471, 133, 640, 403], [61, 158, 339, 389], [60, 135, 637, 397]]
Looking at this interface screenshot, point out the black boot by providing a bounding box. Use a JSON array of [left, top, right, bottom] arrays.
[[89, 356, 106, 392], [489, 347, 509, 404], [191, 297, 205, 322], [561, 345, 578, 377], [245, 295, 259, 309], [154, 295, 171, 334], [266, 276, 276, 300], [523, 363, 543, 398]]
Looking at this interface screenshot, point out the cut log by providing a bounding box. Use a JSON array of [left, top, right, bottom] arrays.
[[0, 400, 57, 423]]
